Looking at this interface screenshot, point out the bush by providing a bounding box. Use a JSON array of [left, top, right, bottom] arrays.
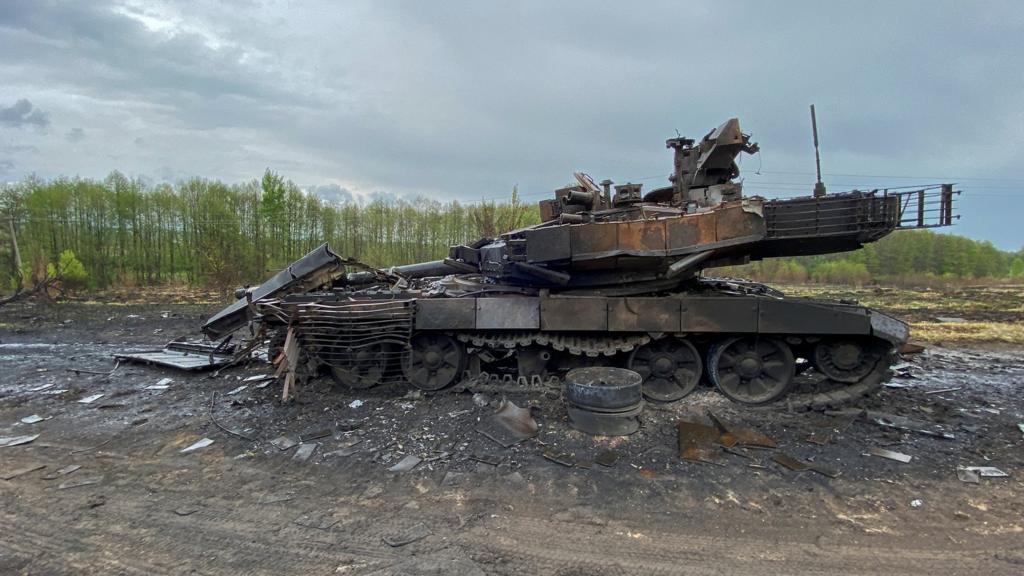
[[811, 261, 871, 286], [47, 249, 88, 289]]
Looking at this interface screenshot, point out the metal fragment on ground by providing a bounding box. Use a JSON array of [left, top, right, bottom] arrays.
[[924, 387, 962, 395], [58, 476, 103, 490], [806, 431, 831, 445], [773, 453, 811, 472], [174, 505, 201, 516], [963, 466, 1009, 477], [78, 393, 105, 404], [0, 434, 40, 448], [388, 454, 421, 473], [243, 374, 273, 382], [476, 399, 538, 447], [226, 385, 247, 396], [677, 420, 722, 462], [707, 412, 776, 449], [468, 453, 502, 466], [42, 464, 81, 480], [594, 450, 619, 467], [180, 438, 214, 453], [299, 429, 331, 441], [956, 467, 980, 484], [270, 436, 299, 451], [2, 464, 46, 480], [542, 450, 576, 467], [866, 410, 954, 439], [292, 443, 317, 462], [20, 414, 46, 424], [869, 447, 913, 463]]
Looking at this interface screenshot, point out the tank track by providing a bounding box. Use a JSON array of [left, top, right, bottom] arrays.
[[452, 330, 895, 410]]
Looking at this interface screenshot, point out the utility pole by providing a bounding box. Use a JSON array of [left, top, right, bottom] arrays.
[[810, 104, 826, 197]]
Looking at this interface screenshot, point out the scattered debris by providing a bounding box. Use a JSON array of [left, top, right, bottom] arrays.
[[144, 384, 170, 391], [772, 453, 839, 478], [1017, 423, 1024, 438], [67, 361, 120, 377], [19, 414, 46, 424], [707, 412, 777, 449], [58, 477, 103, 490], [594, 450, 620, 467], [869, 447, 913, 463], [0, 434, 40, 448], [963, 466, 1009, 478], [472, 392, 490, 407], [956, 467, 980, 484], [154, 377, 174, 387], [78, 393, 105, 404], [468, 453, 502, 466], [542, 450, 576, 467], [300, 429, 331, 442], [180, 438, 214, 453], [348, 399, 364, 409], [865, 410, 955, 440], [382, 523, 430, 547], [934, 316, 966, 323], [925, 387, 962, 395], [910, 499, 923, 508], [2, 463, 46, 480], [388, 454, 421, 473], [243, 374, 273, 382], [476, 398, 538, 448], [41, 464, 81, 480], [270, 436, 299, 451], [226, 385, 248, 396], [677, 420, 724, 463], [806, 431, 831, 445], [292, 443, 317, 462], [174, 505, 201, 516]]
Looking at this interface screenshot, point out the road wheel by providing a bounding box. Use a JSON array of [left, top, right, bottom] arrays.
[[709, 337, 795, 405]]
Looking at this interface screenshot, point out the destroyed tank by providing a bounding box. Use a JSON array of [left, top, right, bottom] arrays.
[[202, 119, 958, 408]]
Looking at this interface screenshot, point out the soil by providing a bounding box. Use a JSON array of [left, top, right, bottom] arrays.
[[1, 297, 1023, 575]]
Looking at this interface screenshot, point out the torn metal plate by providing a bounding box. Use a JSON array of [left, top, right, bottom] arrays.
[[677, 420, 722, 462], [869, 447, 912, 463], [116, 341, 235, 371]]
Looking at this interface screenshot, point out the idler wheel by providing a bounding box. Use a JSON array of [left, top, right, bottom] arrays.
[[813, 338, 884, 383], [627, 337, 703, 402], [329, 343, 390, 390], [709, 337, 795, 405], [402, 333, 466, 391]]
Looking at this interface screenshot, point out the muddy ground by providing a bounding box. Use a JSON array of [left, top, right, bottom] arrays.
[[1, 294, 1023, 575]]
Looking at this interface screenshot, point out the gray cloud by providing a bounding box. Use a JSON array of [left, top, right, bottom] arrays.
[[0, 1, 1020, 248], [308, 183, 354, 204], [66, 127, 86, 142], [0, 99, 50, 128]]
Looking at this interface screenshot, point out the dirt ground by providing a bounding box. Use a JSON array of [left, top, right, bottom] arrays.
[[2, 289, 1023, 575]]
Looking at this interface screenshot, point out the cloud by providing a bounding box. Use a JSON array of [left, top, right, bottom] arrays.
[[65, 127, 86, 142], [0, 99, 50, 128], [0, 1, 1021, 248], [307, 183, 355, 204]]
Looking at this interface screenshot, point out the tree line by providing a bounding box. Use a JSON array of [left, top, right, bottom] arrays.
[[1, 170, 1020, 293]]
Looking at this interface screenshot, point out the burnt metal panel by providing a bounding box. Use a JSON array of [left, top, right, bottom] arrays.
[[667, 212, 717, 253], [617, 220, 667, 256], [541, 297, 607, 331], [476, 297, 540, 330], [679, 296, 758, 333], [571, 222, 618, 261], [716, 203, 766, 241], [758, 299, 871, 335], [524, 226, 571, 263], [608, 297, 681, 332], [415, 298, 476, 330]]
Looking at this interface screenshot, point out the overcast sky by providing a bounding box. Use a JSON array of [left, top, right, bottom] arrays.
[[1, 1, 1021, 248]]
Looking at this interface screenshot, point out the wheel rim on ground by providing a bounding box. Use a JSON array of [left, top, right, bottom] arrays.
[[709, 337, 795, 405], [627, 337, 703, 402], [812, 338, 883, 383], [329, 344, 389, 389], [402, 333, 466, 391]]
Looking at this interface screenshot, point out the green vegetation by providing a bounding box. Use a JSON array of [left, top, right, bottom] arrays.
[[1, 170, 1020, 292], [0, 171, 537, 291]]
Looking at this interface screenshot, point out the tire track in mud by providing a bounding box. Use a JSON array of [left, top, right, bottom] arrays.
[[452, 514, 1013, 576]]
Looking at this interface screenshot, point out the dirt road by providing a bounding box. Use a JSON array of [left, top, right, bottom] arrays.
[[2, 298, 1023, 575]]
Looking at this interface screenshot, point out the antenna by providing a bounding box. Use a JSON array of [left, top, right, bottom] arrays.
[[810, 104, 826, 197]]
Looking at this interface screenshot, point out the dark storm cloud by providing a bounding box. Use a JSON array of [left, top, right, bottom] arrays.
[[0, 99, 50, 128], [0, 1, 1021, 247]]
